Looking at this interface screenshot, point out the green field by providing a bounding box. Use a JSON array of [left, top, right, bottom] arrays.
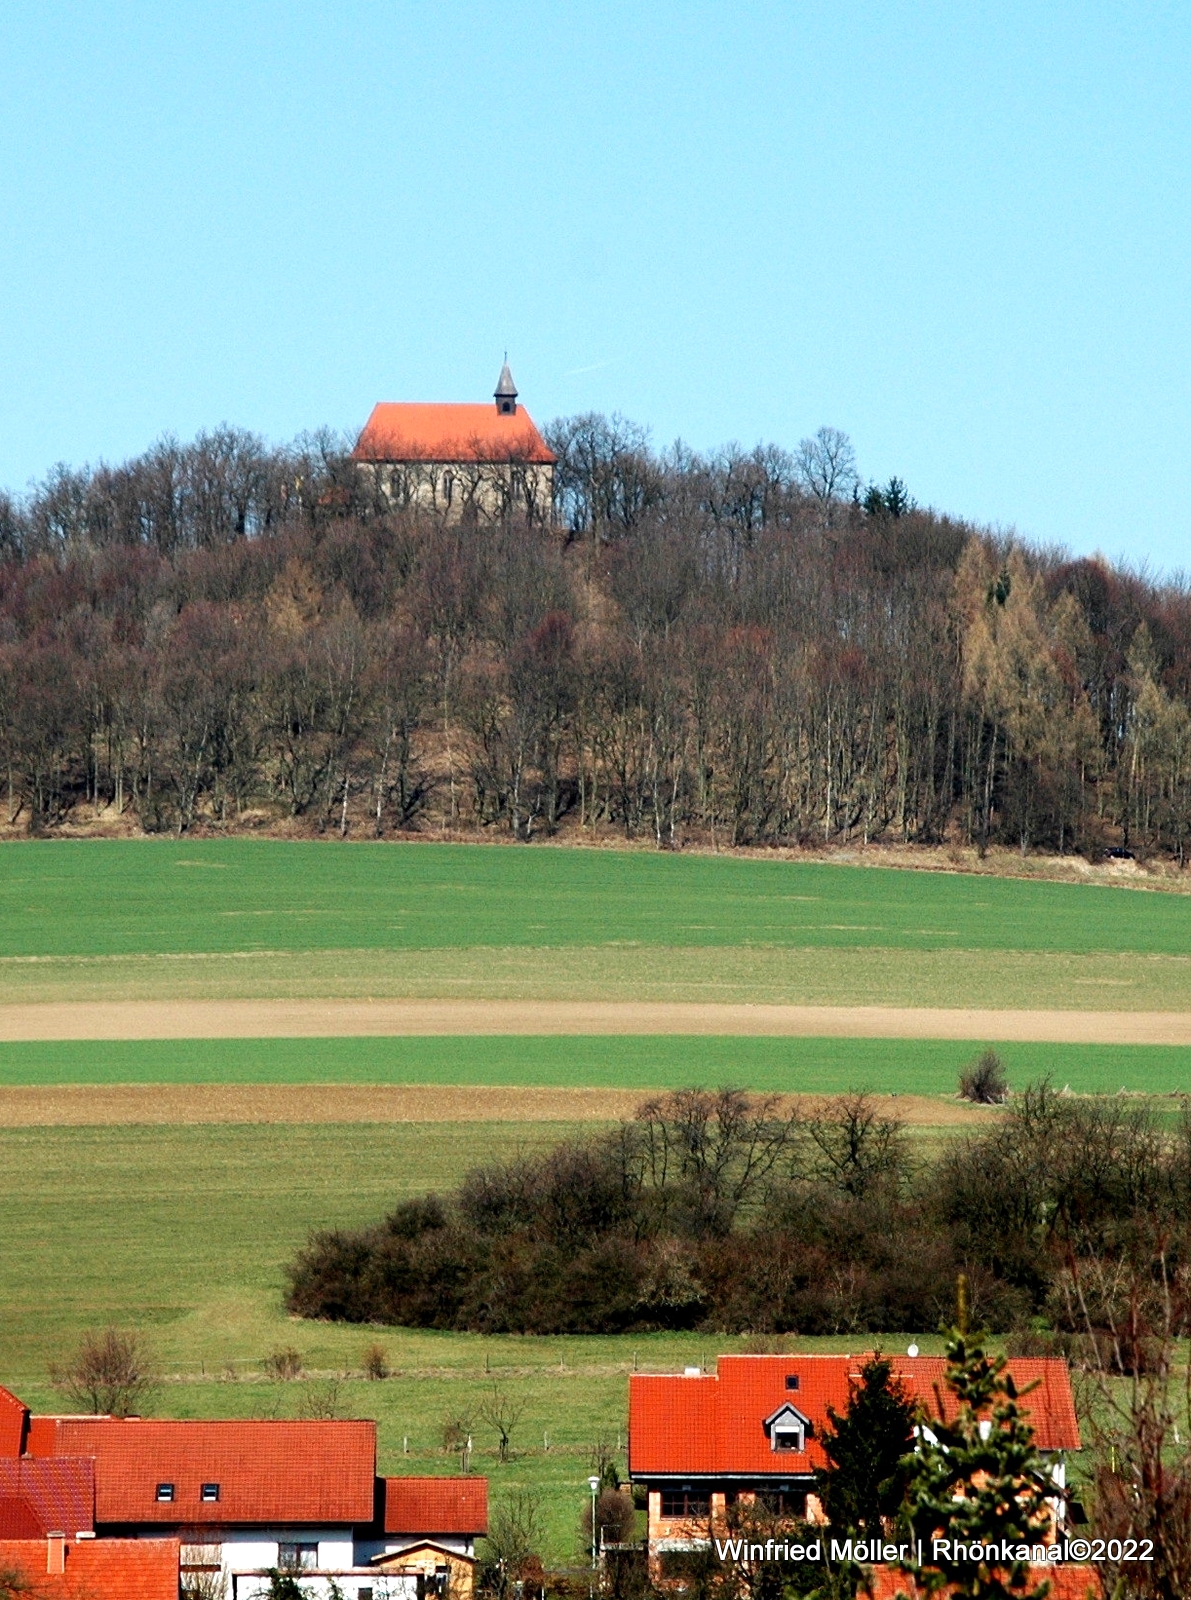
[[2, 837, 1189, 958], [4, 838, 1191, 1015], [1, 1033, 1189, 1095]]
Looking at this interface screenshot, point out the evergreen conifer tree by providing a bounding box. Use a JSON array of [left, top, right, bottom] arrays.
[[817, 1354, 918, 1538], [897, 1334, 1059, 1600]]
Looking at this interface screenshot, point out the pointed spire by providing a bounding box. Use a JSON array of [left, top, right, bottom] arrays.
[[495, 358, 518, 415]]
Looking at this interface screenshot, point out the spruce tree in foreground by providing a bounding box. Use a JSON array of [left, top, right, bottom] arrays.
[[816, 1354, 918, 1538], [897, 1334, 1058, 1600]]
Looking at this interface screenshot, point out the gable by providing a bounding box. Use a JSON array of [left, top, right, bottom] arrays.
[[0, 1388, 28, 1458], [762, 1403, 811, 1452]]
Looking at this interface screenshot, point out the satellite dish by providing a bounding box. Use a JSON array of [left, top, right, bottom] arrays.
[[907, 1344, 920, 1358]]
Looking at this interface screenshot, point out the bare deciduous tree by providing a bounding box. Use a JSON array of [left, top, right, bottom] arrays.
[[477, 1384, 525, 1462], [1062, 1243, 1191, 1599], [802, 1093, 908, 1199], [631, 1088, 800, 1236], [478, 1488, 545, 1600], [795, 426, 858, 516], [50, 1326, 159, 1417]]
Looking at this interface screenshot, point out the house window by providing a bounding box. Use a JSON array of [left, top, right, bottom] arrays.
[[772, 1426, 803, 1452], [155, 1483, 175, 1502], [758, 1488, 809, 1518], [278, 1542, 318, 1571], [785, 1374, 800, 1390], [660, 1489, 710, 1518], [200, 1483, 220, 1502], [358, 1590, 374, 1600]]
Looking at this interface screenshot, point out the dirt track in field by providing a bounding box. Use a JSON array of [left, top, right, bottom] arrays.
[[1, 997, 1191, 1044], [0, 1085, 996, 1127]]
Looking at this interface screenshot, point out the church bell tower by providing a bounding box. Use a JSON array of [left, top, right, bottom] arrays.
[[494, 359, 518, 416]]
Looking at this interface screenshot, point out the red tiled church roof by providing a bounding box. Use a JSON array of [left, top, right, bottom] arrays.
[[353, 403, 555, 465], [629, 1355, 1080, 1479], [0, 1457, 93, 1537], [385, 1476, 488, 1536], [29, 1417, 376, 1525], [0, 1537, 179, 1600]]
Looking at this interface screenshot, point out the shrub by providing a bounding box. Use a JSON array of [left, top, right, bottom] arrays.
[[582, 1487, 636, 1550], [263, 1346, 303, 1381], [49, 1326, 159, 1417], [958, 1048, 1009, 1104], [442, 1413, 473, 1453], [361, 1341, 390, 1380]]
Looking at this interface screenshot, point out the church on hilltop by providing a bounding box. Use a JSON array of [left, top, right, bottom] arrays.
[[352, 362, 556, 522]]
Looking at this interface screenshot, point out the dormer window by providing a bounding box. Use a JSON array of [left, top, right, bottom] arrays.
[[200, 1483, 220, 1502], [764, 1401, 810, 1454], [155, 1483, 175, 1502]]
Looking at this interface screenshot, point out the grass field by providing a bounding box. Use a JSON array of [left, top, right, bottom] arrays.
[[3, 838, 1190, 959], [6, 944, 1191, 1011], [0, 1033, 1189, 1094]]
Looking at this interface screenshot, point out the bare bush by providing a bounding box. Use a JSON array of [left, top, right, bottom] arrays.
[[582, 1486, 636, 1551], [361, 1341, 390, 1380], [959, 1048, 1009, 1104], [296, 1378, 343, 1419], [263, 1346, 303, 1381]]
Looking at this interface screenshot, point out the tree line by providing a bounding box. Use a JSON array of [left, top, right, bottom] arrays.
[[1, 417, 1190, 856], [285, 1083, 1191, 1344]]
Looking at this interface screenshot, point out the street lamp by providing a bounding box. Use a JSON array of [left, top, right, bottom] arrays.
[[588, 1475, 601, 1569]]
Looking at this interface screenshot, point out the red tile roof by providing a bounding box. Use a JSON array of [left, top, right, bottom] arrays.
[[870, 1563, 1097, 1598], [629, 1355, 1080, 1479], [0, 1387, 27, 1458], [0, 1537, 179, 1599], [384, 1477, 488, 1536], [353, 403, 555, 465], [0, 1457, 93, 1536], [0, 1499, 41, 1538], [30, 1418, 376, 1525]]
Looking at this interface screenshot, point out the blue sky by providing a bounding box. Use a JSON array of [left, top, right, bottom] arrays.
[[1, 2, 1188, 572]]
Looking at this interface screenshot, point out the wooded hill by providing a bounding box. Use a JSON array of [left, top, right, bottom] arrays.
[[1, 416, 1188, 857]]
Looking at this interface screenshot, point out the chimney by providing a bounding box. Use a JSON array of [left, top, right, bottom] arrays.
[[46, 1532, 66, 1574]]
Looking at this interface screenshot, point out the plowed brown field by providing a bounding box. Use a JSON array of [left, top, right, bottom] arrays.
[[0, 996, 1189, 1043], [0, 1083, 996, 1125]]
